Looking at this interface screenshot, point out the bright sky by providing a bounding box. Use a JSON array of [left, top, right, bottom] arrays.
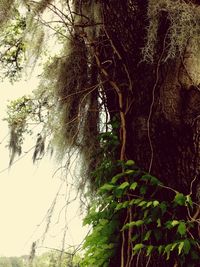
[[0, 77, 88, 257]]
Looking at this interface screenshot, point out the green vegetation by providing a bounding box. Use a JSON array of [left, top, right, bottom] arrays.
[[1, 0, 200, 266], [0, 251, 81, 267], [82, 160, 200, 266]]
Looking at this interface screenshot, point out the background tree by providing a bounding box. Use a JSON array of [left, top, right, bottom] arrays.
[[2, 0, 200, 266]]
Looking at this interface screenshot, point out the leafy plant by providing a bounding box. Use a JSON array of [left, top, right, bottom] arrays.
[[82, 159, 200, 266]]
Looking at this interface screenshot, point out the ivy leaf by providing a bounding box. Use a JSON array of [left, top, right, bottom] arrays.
[[133, 243, 144, 252], [138, 200, 147, 207], [177, 222, 186, 236], [165, 220, 173, 229], [186, 195, 193, 208], [146, 201, 152, 207], [160, 202, 167, 215], [122, 201, 130, 209], [153, 200, 159, 207], [99, 183, 115, 192], [158, 245, 163, 255], [150, 176, 160, 185], [125, 169, 135, 175], [115, 203, 123, 211], [141, 174, 152, 181], [170, 242, 178, 251], [157, 218, 161, 227], [125, 160, 135, 166], [118, 181, 130, 190], [131, 233, 139, 242], [130, 182, 138, 190], [178, 241, 184, 255], [171, 220, 179, 227], [164, 244, 172, 260], [146, 245, 154, 256], [135, 220, 144, 226], [111, 173, 124, 184], [174, 193, 186, 206], [144, 230, 151, 241], [140, 185, 147, 195], [183, 239, 191, 255], [122, 220, 144, 230], [132, 198, 143, 205]]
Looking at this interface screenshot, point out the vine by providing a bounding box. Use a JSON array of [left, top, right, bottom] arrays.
[[81, 158, 200, 267]]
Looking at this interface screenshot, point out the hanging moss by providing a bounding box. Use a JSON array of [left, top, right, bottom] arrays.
[[0, 0, 16, 27], [48, 34, 101, 184], [143, 0, 200, 62]]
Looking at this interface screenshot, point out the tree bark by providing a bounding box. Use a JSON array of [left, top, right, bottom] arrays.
[[100, 0, 200, 197], [96, 0, 200, 266]]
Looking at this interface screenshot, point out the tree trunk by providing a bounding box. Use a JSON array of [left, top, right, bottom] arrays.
[[95, 0, 200, 266]]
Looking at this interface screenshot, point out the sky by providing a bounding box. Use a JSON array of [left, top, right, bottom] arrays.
[[0, 77, 88, 257]]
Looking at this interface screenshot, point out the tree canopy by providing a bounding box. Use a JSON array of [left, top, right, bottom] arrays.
[[1, 0, 200, 266]]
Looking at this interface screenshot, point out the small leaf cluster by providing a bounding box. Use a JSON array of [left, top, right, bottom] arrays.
[[0, 13, 26, 81], [81, 197, 120, 267], [82, 160, 200, 266], [5, 93, 51, 165]]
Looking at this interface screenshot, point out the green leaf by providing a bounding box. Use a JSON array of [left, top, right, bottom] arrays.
[[99, 183, 115, 192], [143, 209, 149, 219], [186, 195, 193, 208], [131, 233, 139, 242], [122, 201, 130, 209], [171, 220, 179, 227], [118, 181, 130, 190], [122, 220, 144, 231], [135, 220, 144, 227], [132, 198, 143, 205], [125, 160, 135, 166], [174, 193, 186, 206], [158, 245, 163, 255], [144, 230, 151, 241], [141, 174, 152, 181], [178, 241, 184, 255], [177, 222, 186, 236], [146, 245, 154, 256], [138, 200, 147, 207], [170, 242, 178, 251], [160, 202, 167, 215], [153, 200, 159, 207], [111, 173, 124, 184], [125, 169, 135, 175], [164, 244, 172, 260], [140, 185, 147, 195], [157, 218, 161, 227], [130, 182, 138, 190], [115, 203, 123, 211], [165, 220, 180, 229], [183, 239, 191, 255], [146, 201, 152, 208], [150, 176, 160, 185], [133, 243, 144, 252]]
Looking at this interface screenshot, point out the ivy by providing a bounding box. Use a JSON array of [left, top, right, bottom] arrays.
[[81, 159, 200, 266]]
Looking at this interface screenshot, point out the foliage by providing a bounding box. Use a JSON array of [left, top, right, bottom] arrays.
[[0, 13, 26, 80], [82, 159, 200, 266], [2, 1, 200, 266], [5, 93, 50, 165], [0, 251, 81, 267], [0, 256, 23, 267]]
